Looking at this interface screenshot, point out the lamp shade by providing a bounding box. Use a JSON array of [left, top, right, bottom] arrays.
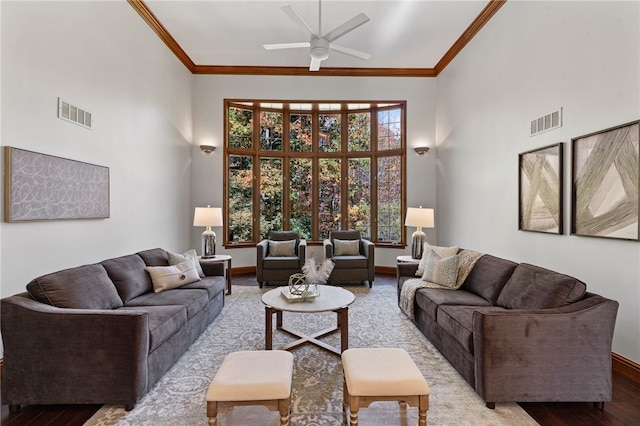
[[193, 206, 223, 227], [405, 207, 434, 228]]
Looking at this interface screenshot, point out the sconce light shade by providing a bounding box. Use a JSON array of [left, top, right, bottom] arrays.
[[405, 206, 435, 259], [413, 146, 430, 155], [200, 145, 216, 154], [193, 206, 223, 258]]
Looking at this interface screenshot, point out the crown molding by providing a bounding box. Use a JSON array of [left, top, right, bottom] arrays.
[[130, 0, 506, 78]]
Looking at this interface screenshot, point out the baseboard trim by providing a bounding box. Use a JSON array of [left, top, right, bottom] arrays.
[[376, 266, 397, 275], [232, 266, 256, 276], [613, 352, 640, 384]]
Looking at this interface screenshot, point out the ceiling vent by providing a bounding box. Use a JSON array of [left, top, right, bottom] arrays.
[[58, 97, 92, 130], [530, 107, 562, 136]]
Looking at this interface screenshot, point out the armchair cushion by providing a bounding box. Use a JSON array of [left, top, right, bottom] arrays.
[[268, 239, 297, 257], [334, 239, 360, 256], [26, 264, 123, 310]]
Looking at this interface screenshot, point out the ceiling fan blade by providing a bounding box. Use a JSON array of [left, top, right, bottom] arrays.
[[329, 44, 371, 60], [263, 42, 310, 50], [309, 57, 322, 71], [323, 13, 369, 42], [282, 5, 318, 37]]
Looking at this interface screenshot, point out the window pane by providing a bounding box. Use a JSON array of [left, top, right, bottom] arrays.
[[348, 158, 371, 238], [290, 113, 312, 152], [228, 155, 253, 242], [260, 111, 283, 151], [377, 108, 402, 150], [319, 114, 341, 153], [259, 158, 283, 239], [228, 107, 253, 149], [348, 112, 370, 152], [319, 158, 341, 239], [290, 158, 312, 239], [377, 156, 402, 243]]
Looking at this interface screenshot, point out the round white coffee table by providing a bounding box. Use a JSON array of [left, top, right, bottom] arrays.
[[261, 285, 355, 356]]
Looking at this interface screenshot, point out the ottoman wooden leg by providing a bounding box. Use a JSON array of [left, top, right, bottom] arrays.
[[419, 394, 429, 426], [206, 401, 218, 426], [349, 395, 360, 426], [278, 398, 290, 426]]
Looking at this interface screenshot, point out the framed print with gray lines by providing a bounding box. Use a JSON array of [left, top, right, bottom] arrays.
[[519, 143, 564, 234], [4, 147, 110, 222], [571, 120, 639, 241]]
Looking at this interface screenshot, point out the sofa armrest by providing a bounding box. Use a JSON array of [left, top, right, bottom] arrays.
[[298, 239, 307, 266], [323, 239, 333, 259], [1, 294, 150, 406], [472, 294, 618, 403], [398, 262, 419, 277]]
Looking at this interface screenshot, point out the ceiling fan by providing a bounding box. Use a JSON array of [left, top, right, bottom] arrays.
[[263, 0, 371, 71]]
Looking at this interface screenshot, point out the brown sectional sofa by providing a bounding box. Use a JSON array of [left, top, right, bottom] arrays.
[[1, 248, 226, 411], [398, 253, 619, 409]]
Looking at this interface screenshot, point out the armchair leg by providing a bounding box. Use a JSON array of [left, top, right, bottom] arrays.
[[259, 281, 264, 288], [594, 402, 605, 410]]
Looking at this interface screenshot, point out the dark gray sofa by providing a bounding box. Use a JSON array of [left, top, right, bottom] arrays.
[[1, 248, 226, 412], [398, 253, 619, 409]]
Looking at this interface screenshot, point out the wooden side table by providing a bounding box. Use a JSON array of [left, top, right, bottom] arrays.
[[200, 255, 232, 295]]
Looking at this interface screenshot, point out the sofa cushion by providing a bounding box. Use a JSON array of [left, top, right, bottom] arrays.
[[137, 248, 170, 266], [119, 305, 186, 352], [147, 261, 201, 293], [27, 264, 122, 310], [437, 305, 509, 354], [101, 254, 153, 303], [167, 249, 205, 278], [125, 288, 209, 320], [268, 240, 296, 257], [461, 255, 518, 303], [414, 288, 492, 322], [179, 276, 226, 300], [421, 251, 460, 288], [334, 239, 359, 256], [496, 263, 587, 309]]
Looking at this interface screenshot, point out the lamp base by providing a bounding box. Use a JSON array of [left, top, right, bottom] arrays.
[[411, 228, 426, 259], [202, 228, 217, 258]]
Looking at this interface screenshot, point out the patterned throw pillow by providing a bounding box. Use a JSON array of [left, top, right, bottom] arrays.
[[147, 260, 200, 293], [416, 244, 459, 277], [167, 249, 206, 278], [268, 240, 296, 257], [334, 239, 360, 256], [421, 251, 460, 288]]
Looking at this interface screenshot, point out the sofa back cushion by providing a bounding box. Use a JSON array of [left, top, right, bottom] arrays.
[[101, 254, 153, 303], [461, 255, 518, 303], [26, 264, 123, 309], [137, 248, 170, 266], [496, 263, 586, 309]]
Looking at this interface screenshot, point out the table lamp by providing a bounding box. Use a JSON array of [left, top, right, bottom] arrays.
[[405, 206, 435, 259], [193, 206, 223, 258]]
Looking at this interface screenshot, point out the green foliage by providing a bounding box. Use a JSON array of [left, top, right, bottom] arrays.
[[229, 107, 253, 149], [260, 111, 283, 151], [318, 114, 341, 153], [290, 114, 312, 152]]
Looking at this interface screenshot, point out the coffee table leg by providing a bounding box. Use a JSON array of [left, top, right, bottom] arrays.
[[276, 310, 283, 328], [265, 306, 273, 350], [339, 307, 349, 352]]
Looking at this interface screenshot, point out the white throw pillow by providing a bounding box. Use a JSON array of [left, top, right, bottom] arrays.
[[421, 251, 460, 289], [167, 249, 205, 278], [147, 260, 200, 293], [268, 240, 296, 257], [416, 243, 459, 277], [334, 239, 360, 256]]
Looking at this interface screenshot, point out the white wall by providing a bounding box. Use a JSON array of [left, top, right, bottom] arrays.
[[191, 75, 437, 268], [436, 1, 640, 363], [0, 0, 194, 346]]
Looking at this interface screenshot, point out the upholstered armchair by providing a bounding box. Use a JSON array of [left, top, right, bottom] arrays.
[[323, 230, 375, 287], [256, 231, 307, 288]]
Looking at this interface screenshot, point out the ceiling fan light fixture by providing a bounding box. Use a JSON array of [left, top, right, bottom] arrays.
[[310, 38, 329, 61]]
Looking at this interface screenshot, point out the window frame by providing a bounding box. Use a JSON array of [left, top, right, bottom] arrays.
[[223, 99, 407, 247]]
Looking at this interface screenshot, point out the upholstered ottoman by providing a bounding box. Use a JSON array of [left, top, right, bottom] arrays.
[[342, 348, 430, 426], [206, 350, 294, 426]]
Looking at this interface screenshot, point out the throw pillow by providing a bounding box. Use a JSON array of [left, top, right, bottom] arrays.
[[147, 260, 200, 293], [334, 239, 360, 256], [421, 251, 460, 289], [167, 249, 205, 278], [268, 239, 296, 257], [416, 244, 459, 277]]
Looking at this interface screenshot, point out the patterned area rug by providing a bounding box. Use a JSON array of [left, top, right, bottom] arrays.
[[85, 282, 539, 425]]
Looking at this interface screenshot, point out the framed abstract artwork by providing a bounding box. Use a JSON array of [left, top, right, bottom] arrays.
[[519, 143, 564, 234], [571, 120, 639, 241], [4, 147, 110, 222]]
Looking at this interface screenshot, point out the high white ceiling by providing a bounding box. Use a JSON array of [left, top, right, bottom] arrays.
[[143, 0, 492, 70]]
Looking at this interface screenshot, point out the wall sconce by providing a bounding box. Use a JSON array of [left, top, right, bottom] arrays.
[[200, 145, 216, 154], [413, 146, 430, 155]]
